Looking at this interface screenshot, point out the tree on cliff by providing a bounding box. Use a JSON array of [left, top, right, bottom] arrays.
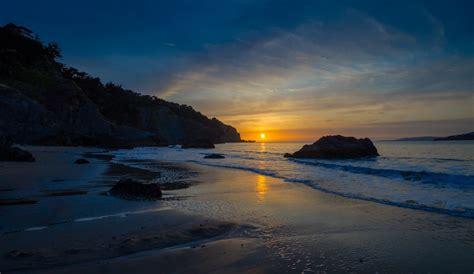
[[0, 22, 241, 145]]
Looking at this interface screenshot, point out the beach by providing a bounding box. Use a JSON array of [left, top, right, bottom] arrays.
[[1, 146, 474, 273]]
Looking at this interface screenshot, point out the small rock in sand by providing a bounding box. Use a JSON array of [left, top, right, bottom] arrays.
[[74, 158, 90, 164], [109, 178, 162, 200], [0, 198, 38, 206], [7, 250, 34, 258], [204, 153, 225, 159]]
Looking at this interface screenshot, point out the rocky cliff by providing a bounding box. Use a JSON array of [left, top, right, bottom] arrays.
[[0, 23, 241, 146]]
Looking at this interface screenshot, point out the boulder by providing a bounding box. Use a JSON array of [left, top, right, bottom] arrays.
[[285, 135, 379, 159], [74, 158, 90, 164], [0, 138, 35, 162], [204, 153, 225, 159], [109, 178, 162, 200]]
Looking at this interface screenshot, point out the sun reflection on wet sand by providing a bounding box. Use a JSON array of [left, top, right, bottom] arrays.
[[256, 142, 269, 201], [256, 175, 268, 202]]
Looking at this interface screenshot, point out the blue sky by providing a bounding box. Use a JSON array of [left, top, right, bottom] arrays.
[[2, 0, 473, 140]]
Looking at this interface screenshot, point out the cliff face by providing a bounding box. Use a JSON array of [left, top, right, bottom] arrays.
[[0, 23, 240, 146], [71, 73, 241, 144]]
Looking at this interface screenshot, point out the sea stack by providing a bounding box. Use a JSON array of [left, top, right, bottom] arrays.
[[284, 135, 379, 159]]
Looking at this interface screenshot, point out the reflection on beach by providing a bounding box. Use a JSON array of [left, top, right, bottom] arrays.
[[256, 175, 268, 202]]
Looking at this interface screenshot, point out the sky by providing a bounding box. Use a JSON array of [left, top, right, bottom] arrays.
[[2, 0, 473, 141]]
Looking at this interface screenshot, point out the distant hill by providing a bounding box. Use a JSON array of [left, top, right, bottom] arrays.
[[390, 136, 437, 141], [388, 132, 474, 142], [434, 132, 474, 141], [0, 23, 241, 147]]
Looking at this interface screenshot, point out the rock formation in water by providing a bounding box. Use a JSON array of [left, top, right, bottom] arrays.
[[0, 23, 241, 147], [284, 135, 379, 159], [181, 139, 215, 149]]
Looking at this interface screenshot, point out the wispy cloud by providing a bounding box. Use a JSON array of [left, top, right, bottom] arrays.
[[36, 1, 470, 140], [142, 9, 472, 139], [163, 42, 175, 47]]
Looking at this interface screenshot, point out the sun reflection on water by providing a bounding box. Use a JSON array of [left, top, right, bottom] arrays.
[[259, 142, 266, 153]]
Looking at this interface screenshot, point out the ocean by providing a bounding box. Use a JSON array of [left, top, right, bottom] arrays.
[[112, 141, 474, 218]]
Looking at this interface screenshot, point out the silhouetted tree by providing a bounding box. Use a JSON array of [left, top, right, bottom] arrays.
[[3, 23, 34, 38], [44, 42, 62, 59]]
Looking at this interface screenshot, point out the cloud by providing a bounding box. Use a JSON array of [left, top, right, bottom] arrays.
[[60, 2, 473, 139], [242, 118, 474, 141], [145, 10, 472, 135]]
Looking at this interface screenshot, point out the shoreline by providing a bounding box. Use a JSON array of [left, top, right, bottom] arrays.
[[0, 147, 250, 273], [1, 146, 474, 273]]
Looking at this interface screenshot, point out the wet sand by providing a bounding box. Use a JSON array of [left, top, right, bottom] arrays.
[[1, 147, 474, 273], [0, 147, 241, 272]]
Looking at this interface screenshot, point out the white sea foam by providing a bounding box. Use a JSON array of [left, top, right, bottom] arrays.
[[111, 141, 474, 218]]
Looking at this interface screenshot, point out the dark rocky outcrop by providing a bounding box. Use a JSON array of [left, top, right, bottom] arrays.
[[285, 135, 379, 159], [74, 158, 89, 164], [109, 178, 162, 200], [0, 138, 35, 162], [182, 140, 215, 149], [0, 23, 241, 147], [204, 153, 225, 159]]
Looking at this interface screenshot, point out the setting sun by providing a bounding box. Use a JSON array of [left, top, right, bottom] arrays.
[[260, 133, 266, 140]]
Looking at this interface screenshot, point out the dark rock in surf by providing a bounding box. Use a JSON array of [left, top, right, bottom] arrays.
[[74, 158, 90, 164], [109, 178, 162, 200], [285, 135, 379, 159], [182, 140, 215, 149], [204, 153, 225, 159]]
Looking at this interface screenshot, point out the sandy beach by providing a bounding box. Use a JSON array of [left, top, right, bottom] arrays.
[[1, 146, 474, 273], [2, 4, 474, 273]]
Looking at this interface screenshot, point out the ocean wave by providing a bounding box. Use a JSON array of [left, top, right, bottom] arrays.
[[188, 160, 283, 178], [112, 144, 474, 219], [282, 177, 474, 218], [220, 149, 283, 156], [288, 158, 474, 188], [184, 159, 474, 218], [384, 156, 469, 162]]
